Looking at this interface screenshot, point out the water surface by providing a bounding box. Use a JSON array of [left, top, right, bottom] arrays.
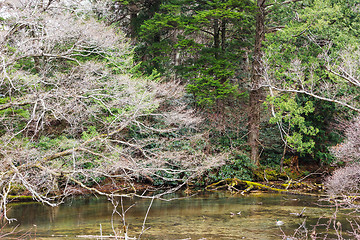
[[2, 192, 353, 239]]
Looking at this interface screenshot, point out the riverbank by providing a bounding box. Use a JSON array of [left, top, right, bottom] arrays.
[[7, 169, 327, 203]]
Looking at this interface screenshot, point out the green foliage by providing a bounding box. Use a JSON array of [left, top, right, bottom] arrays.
[[264, 93, 343, 164], [253, 167, 287, 181], [137, 0, 255, 106], [0, 107, 30, 119], [262, 0, 360, 165], [266, 94, 319, 154], [13, 58, 37, 73], [152, 168, 191, 186], [0, 99, 31, 133], [206, 153, 254, 183], [36, 136, 77, 151], [296, 95, 343, 163], [81, 126, 99, 140], [76, 173, 106, 187], [9, 184, 27, 195], [184, 50, 239, 106], [259, 122, 284, 166], [261, 152, 282, 168]]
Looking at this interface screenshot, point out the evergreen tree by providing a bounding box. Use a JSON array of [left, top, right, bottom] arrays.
[[139, 0, 255, 107]]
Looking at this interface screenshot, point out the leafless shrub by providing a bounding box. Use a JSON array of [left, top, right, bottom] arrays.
[[324, 115, 360, 198], [325, 163, 360, 198], [318, 116, 360, 239], [331, 117, 360, 163]]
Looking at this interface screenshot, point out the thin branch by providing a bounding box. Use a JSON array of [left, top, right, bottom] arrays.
[[0, 100, 33, 111], [138, 197, 154, 240], [325, 66, 360, 88], [265, 26, 285, 34], [264, 85, 360, 113], [42, 118, 133, 161], [265, 0, 303, 11]]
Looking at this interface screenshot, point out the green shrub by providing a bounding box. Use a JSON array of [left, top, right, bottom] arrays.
[[205, 153, 254, 184]]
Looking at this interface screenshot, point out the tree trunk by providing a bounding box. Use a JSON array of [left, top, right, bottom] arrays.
[[129, 11, 138, 40], [213, 18, 220, 59], [221, 20, 226, 51], [248, 0, 266, 165]]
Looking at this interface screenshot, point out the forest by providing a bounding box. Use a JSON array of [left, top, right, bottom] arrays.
[[1, 0, 360, 239]]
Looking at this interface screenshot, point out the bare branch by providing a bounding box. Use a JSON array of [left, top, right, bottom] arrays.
[[265, 0, 303, 11], [0, 100, 33, 111], [264, 85, 360, 113]]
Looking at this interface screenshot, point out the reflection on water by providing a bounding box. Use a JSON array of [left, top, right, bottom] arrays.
[[2, 192, 353, 239]]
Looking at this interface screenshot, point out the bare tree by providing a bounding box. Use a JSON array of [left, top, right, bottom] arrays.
[[0, 0, 226, 221]]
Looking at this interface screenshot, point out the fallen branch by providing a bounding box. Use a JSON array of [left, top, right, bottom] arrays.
[[206, 178, 324, 196]]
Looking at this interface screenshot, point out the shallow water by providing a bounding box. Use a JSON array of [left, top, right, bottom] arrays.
[[2, 192, 354, 239]]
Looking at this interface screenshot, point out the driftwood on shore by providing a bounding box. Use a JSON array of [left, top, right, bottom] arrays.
[[205, 178, 324, 196]]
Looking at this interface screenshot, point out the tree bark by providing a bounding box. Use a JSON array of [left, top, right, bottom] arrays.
[[129, 8, 139, 40], [213, 18, 220, 59], [248, 0, 266, 165], [221, 20, 226, 51]]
